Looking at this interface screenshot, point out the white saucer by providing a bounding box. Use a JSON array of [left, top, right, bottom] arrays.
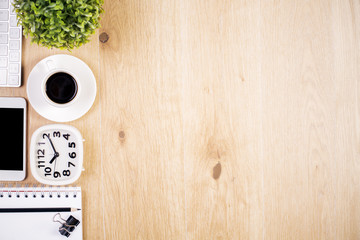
[[27, 54, 97, 122]]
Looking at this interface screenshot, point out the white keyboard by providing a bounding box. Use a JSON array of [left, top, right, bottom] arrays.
[[0, 0, 21, 87]]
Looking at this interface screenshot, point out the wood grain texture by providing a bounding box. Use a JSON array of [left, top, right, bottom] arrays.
[[261, 1, 337, 239], [183, 1, 263, 239], [99, 0, 185, 239], [332, 1, 360, 239], [1, 0, 360, 239]]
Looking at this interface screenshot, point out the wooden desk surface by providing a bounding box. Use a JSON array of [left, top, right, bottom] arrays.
[[1, 0, 359, 239]]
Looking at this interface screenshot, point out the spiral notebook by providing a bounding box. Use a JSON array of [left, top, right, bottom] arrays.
[[0, 186, 82, 240]]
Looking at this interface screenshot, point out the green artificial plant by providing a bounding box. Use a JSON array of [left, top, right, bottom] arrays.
[[13, 0, 104, 50]]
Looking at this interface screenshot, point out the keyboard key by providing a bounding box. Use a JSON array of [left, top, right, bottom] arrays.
[[0, 22, 7, 32], [0, 45, 6, 55], [0, 57, 7, 67], [9, 15, 15, 26], [0, 0, 8, 9], [0, 69, 6, 84], [9, 1, 14, 14], [9, 62, 18, 73], [0, 34, 7, 43], [9, 51, 18, 61], [8, 75, 18, 85], [9, 39, 19, 49], [0, 10, 8, 20], [0, 57, 8, 67], [9, 27, 18, 38]]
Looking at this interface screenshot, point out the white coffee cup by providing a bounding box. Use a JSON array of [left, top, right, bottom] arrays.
[[27, 55, 96, 122]]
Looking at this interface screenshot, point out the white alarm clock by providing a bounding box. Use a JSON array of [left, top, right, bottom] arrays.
[[30, 124, 84, 185]]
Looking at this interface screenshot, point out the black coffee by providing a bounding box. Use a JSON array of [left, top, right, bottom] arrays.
[[45, 72, 78, 104]]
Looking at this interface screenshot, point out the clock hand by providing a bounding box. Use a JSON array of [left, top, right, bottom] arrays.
[[45, 135, 58, 155], [49, 152, 59, 164], [53, 157, 58, 172]]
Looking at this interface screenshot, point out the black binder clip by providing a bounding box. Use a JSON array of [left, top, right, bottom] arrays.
[[53, 213, 80, 238]]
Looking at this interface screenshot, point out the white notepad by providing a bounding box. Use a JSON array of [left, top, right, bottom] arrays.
[[0, 186, 82, 240]]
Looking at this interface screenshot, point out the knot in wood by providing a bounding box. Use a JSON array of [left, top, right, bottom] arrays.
[[99, 32, 109, 43], [119, 131, 125, 139]]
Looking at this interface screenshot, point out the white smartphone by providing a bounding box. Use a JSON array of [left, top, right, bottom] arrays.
[[0, 97, 26, 181]]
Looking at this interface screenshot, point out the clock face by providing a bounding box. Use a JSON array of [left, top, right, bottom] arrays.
[[30, 124, 83, 185]]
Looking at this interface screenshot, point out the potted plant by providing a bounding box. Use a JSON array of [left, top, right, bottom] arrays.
[[13, 0, 104, 50]]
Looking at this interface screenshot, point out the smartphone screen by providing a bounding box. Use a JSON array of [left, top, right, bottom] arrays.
[[0, 108, 24, 171]]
